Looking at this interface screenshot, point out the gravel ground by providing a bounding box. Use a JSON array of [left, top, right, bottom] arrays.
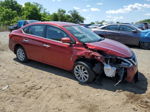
[[0, 32, 150, 112]]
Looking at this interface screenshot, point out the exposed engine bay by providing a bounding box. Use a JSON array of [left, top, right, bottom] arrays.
[[102, 53, 138, 86]]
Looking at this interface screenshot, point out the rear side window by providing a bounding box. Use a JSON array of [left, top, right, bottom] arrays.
[[46, 26, 68, 41], [23, 27, 29, 33], [23, 25, 46, 37], [102, 25, 118, 31], [29, 25, 45, 37], [119, 25, 135, 32]]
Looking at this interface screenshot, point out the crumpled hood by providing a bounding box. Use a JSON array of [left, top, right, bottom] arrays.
[[86, 39, 133, 58]]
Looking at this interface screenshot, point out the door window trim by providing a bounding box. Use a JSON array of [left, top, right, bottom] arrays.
[[22, 24, 46, 38], [22, 24, 75, 45]]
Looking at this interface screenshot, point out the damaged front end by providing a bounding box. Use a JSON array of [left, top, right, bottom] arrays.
[[97, 52, 138, 86], [73, 45, 138, 86]]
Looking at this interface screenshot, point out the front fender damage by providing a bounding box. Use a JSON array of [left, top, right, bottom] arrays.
[[72, 49, 105, 63], [72, 49, 138, 86]]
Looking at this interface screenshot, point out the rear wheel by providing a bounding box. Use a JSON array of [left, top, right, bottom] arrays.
[[140, 42, 150, 49], [73, 61, 95, 83], [16, 47, 28, 62]]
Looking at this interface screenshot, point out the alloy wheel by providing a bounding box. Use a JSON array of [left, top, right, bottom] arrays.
[[16, 48, 26, 62], [74, 64, 89, 82]]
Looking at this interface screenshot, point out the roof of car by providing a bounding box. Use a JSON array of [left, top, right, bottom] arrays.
[[101, 24, 135, 27], [99, 23, 142, 31], [31, 21, 77, 27]]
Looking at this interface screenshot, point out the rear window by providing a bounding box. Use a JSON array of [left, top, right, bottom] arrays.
[[23, 27, 29, 33], [23, 25, 46, 37]]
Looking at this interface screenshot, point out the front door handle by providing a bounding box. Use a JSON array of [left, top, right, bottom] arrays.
[[43, 44, 50, 48]]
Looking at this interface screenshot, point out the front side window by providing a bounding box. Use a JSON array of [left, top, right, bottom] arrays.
[[119, 25, 135, 32], [27, 25, 46, 37], [46, 26, 68, 41], [65, 25, 102, 43]]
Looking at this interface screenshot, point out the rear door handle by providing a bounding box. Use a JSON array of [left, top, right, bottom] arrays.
[[23, 39, 29, 42], [43, 44, 50, 48]]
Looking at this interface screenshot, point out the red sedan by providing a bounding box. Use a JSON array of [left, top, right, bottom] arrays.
[[9, 22, 138, 85]]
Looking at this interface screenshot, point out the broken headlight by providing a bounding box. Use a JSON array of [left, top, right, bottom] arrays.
[[117, 52, 137, 68]]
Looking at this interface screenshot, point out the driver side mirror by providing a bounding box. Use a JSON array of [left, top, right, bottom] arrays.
[[61, 37, 71, 43], [132, 30, 138, 33]]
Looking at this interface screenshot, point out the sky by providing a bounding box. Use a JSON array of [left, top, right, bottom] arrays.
[[16, 0, 150, 23]]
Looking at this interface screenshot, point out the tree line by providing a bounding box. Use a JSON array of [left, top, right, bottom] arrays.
[[0, 0, 149, 26], [0, 0, 85, 25], [137, 19, 150, 24]]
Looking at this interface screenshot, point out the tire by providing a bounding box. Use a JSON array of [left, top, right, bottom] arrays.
[[73, 61, 95, 83], [16, 46, 28, 63], [134, 71, 139, 83], [140, 42, 150, 49]]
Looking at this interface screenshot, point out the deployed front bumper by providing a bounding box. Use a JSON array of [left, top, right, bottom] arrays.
[[126, 65, 138, 82], [103, 52, 138, 84], [118, 53, 138, 83]]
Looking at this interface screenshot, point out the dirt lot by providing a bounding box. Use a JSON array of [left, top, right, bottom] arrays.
[[0, 32, 150, 112]]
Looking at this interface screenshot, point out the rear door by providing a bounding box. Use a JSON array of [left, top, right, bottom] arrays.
[[41, 25, 74, 70], [21, 24, 46, 62], [118, 25, 140, 45]]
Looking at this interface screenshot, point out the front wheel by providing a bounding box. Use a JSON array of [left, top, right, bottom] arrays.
[[16, 47, 28, 63], [73, 61, 95, 83], [134, 71, 139, 83]]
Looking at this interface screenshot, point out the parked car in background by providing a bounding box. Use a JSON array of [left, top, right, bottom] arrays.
[[135, 23, 150, 30], [9, 22, 138, 85], [8, 20, 39, 31], [88, 24, 103, 29], [80, 24, 92, 28], [94, 24, 150, 49]]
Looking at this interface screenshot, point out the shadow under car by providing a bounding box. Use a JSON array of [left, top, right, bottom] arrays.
[[14, 58, 148, 94]]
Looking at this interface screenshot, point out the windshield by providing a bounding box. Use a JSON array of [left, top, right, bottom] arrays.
[[131, 24, 142, 31], [65, 25, 102, 43]]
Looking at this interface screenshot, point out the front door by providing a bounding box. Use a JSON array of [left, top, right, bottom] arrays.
[[42, 25, 73, 70], [101, 25, 120, 41], [118, 25, 140, 45]]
